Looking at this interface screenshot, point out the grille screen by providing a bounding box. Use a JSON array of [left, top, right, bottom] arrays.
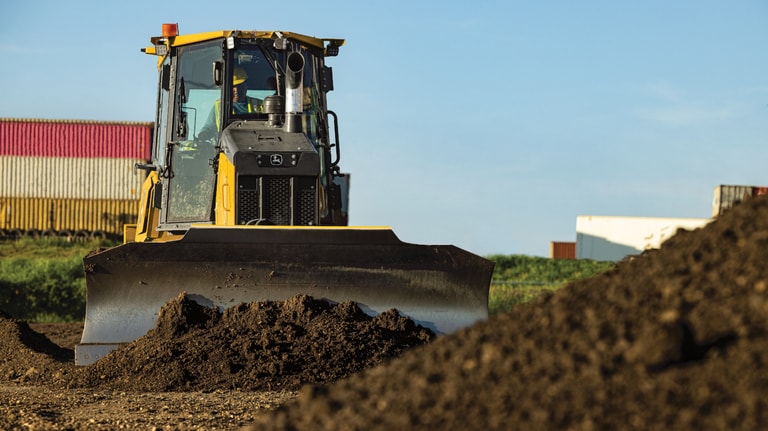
[[237, 176, 317, 225], [238, 190, 260, 224], [265, 177, 291, 225]]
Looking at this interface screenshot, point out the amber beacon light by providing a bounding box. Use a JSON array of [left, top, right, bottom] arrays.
[[162, 23, 178, 37]]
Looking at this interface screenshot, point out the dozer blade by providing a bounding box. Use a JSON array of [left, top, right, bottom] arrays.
[[75, 226, 494, 365]]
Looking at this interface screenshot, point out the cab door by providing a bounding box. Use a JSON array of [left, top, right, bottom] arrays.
[[157, 40, 223, 231]]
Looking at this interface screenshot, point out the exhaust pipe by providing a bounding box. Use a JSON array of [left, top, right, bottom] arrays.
[[284, 51, 304, 133]]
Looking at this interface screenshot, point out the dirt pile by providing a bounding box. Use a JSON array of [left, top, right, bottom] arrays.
[[249, 195, 768, 431], [0, 311, 76, 387], [73, 294, 434, 392], [0, 294, 435, 429]]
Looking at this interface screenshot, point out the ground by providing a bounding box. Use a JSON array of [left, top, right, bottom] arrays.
[[3, 195, 768, 430]]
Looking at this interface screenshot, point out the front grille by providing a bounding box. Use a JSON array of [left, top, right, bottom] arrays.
[[298, 188, 316, 225], [265, 177, 291, 225], [239, 190, 260, 224], [237, 176, 318, 225]]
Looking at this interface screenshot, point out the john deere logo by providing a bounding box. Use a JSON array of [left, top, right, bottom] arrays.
[[270, 154, 283, 166]]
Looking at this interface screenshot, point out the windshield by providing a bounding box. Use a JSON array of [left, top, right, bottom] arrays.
[[233, 47, 279, 102], [191, 39, 329, 148], [229, 42, 327, 148], [194, 44, 276, 140]]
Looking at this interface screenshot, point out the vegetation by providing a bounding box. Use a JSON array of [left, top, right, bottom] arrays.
[[487, 254, 615, 316], [0, 237, 114, 322], [489, 254, 615, 284], [0, 240, 615, 322]]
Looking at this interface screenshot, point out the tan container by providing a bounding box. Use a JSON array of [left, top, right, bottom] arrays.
[[0, 197, 139, 237], [1, 156, 146, 200]]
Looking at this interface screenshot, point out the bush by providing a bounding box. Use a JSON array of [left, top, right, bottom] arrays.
[[0, 237, 112, 322]]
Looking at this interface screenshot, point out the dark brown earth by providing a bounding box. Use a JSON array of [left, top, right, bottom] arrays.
[[250, 195, 768, 430], [75, 294, 433, 393], [0, 295, 433, 429], [3, 194, 768, 430]]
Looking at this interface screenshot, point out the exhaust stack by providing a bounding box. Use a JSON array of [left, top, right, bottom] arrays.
[[284, 51, 304, 133]]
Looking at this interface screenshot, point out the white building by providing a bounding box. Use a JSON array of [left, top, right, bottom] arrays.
[[575, 215, 711, 262]]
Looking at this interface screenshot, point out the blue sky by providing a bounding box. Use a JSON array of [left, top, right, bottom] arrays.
[[1, 1, 767, 257]]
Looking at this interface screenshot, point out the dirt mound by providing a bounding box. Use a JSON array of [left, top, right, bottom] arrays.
[[249, 196, 768, 431], [73, 294, 434, 392], [0, 270, 436, 428], [0, 311, 80, 389]]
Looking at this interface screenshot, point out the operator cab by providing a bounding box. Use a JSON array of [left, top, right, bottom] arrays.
[[146, 29, 346, 232]]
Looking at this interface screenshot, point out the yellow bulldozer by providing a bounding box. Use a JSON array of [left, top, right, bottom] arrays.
[[75, 24, 494, 365]]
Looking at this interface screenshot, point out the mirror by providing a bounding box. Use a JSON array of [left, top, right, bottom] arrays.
[[213, 61, 223, 87]]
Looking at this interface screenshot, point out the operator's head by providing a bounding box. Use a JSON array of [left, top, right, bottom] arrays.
[[232, 67, 248, 102]]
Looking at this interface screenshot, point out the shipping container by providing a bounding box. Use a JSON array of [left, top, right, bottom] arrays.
[[0, 197, 139, 238], [0, 118, 153, 238], [712, 185, 768, 217], [1, 156, 146, 200], [0, 118, 151, 159], [549, 241, 576, 259]]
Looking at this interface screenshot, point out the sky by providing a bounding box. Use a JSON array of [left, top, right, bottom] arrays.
[[1, 1, 767, 257]]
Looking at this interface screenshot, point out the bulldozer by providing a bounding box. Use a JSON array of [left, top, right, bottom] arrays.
[[75, 24, 494, 365]]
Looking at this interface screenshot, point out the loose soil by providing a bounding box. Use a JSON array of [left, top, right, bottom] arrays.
[[3, 194, 768, 430], [0, 295, 433, 429]]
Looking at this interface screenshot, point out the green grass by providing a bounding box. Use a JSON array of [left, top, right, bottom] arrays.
[[0, 236, 103, 259], [488, 254, 614, 284], [488, 282, 564, 316], [486, 254, 615, 316]]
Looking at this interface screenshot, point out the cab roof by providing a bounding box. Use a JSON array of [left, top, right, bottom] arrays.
[[145, 29, 344, 57]]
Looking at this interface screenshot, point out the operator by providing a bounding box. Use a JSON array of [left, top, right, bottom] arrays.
[[197, 66, 263, 141]]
